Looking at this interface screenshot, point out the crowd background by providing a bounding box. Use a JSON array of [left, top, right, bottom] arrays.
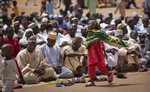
[[0, 0, 150, 91]]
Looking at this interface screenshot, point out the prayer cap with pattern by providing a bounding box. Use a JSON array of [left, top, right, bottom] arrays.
[[48, 31, 57, 40], [117, 23, 126, 30]]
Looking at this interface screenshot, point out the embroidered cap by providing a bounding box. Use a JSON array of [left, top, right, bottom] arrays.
[[117, 23, 126, 30], [48, 31, 57, 40]]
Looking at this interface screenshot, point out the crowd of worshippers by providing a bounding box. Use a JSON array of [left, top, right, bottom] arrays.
[[0, 1, 150, 86]]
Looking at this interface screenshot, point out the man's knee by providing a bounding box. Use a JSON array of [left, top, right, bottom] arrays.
[[41, 68, 54, 79], [23, 72, 41, 84]]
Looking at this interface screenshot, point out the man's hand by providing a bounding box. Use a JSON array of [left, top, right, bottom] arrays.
[[106, 49, 116, 55], [53, 66, 62, 74], [111, 49, 116, 55], [34, 65, 45, 75]]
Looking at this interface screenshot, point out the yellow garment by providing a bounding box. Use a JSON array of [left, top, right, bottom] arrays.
[[61, 45, 87, 73], [12, 6, 19, 16]]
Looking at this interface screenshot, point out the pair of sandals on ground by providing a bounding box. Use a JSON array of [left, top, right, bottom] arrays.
[[56, 77, 86, 87], [56, 79, 74, 87]]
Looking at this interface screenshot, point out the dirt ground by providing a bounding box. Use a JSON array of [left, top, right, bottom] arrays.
[[5, 0, 143, 17], [4, 0, 150, 92], [14, 72, 150, 92]]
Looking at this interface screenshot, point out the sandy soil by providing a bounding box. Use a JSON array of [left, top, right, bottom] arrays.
[[14, 72, 150, 92], [4, 0, 143, 17]]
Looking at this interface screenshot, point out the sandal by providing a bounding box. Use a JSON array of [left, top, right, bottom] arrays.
[[85, 81, 96, 87], [95, 77, 107, 82], [72, 77, 80, 83], [61, 79, 73, 86], [79, 77, 86, 83], [63, 82, 72, 86], [101, 77, 107, 81], [116, 73, 127, 79], [56, 80, 62, 87], [56, 82, 62, 87], [67, 80, 74, 85]]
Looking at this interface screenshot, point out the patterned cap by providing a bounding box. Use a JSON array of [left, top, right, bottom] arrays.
[[48, 31, 57, 40]]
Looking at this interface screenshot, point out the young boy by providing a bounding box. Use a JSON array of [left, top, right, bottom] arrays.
[[4, 26, 20, 57], [1, 44, 25, 92], [85, 20, 113, 87], [11, 0, 19, 17]]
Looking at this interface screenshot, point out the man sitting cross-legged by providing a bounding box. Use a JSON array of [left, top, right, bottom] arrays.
[[16, 36, 54, 84]]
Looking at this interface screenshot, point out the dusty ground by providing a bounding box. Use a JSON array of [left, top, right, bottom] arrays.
[[5, 0, 143, 17], [14, 72, 150, 92], [4, 0, 150, 92]]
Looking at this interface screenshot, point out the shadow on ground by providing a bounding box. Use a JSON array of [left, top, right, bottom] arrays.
[[95, 83, 142, 87]]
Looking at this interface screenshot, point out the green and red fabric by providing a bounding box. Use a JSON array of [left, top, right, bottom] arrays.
[[86, 29, 128, 48]]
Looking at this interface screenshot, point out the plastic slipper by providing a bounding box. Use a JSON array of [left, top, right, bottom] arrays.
[[56, 82, 62, 87], [63, 82, 72, 86], [56, 80, 62, 87], [79, 77, 86, 83], [85, 82, 96, 87], [67, 80, 74, 85], [101, 77, 107, 81], [72, 77, 80, 83], [61, 79, 72, 86], [116, 73, 127, 79], [94, 77, 107, 82]]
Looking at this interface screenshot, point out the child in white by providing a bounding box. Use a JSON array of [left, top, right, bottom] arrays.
[[1, 44, 24, 92]]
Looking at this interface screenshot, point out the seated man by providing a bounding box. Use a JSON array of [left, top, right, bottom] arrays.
[[16, 36, 54, 84], [116, 43, 141, 73], [39, 31, 74, 78], [61, 36, 87, 76]]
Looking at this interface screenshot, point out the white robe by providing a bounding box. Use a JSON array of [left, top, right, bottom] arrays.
[[104, 43, 119, 68], [39, 43, 74, 78]]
